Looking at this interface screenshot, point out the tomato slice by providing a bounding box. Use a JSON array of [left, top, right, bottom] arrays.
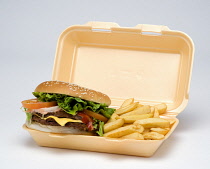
[[21, 99, 57, 109], [77, 112, 94, 131], [83, 109, 108, 122]]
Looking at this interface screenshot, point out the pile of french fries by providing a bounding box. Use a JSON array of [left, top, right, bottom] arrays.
[[103, 98, 176, 140]]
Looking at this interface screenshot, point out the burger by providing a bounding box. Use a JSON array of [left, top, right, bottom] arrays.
[[22, 81, 115, 136]]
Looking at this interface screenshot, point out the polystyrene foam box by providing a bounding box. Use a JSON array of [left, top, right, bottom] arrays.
[[23, 21, 194, 157]]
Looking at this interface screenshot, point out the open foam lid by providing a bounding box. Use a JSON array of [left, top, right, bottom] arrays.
[[52, 22, 194, 115]]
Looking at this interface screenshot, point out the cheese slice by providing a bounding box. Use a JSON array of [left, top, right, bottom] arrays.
[[44, 116, 82, 126], [34, 114, 82, 127]]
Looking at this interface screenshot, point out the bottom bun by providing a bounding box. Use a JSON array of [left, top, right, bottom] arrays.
[[25, 121, 93, 135]]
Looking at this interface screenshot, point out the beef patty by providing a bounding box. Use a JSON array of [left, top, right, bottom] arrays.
[[31, 110, 88, 131]]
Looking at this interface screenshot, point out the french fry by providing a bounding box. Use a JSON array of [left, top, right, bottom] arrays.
[[122, 123, 133, 127], [137, 104, 144, 108], [150, 128, 169, 135], [103, 119, 124, 133], [155, 103, 167, 114], [107, 112, 119, 123], [121, 113, 153, 123], [121, 105, 151, 117], [121, 132, 144, 140], [134, 118, 170, 128], [143, 132, 165, 140], [120, 98, 134, 108], [153, 107, 159, 118], [150, 106, 155, 114], [115, 102, 139, 115], [103, 125, 137, 138], [134, 124, 144, 133], [142, 128, 150, 134], [167, 118, 176, 127]]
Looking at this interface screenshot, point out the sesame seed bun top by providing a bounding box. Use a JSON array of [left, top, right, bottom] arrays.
[[34, 81, 111, 106]]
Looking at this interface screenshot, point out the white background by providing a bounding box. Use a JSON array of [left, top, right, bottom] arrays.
[[1, 0, 210, 169]]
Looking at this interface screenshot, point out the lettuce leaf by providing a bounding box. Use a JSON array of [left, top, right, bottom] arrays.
[[26, 112, 32, 124], [96, 121, 104, 136], [93, 118, 104, 136], [33, 92, 115, 118]]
